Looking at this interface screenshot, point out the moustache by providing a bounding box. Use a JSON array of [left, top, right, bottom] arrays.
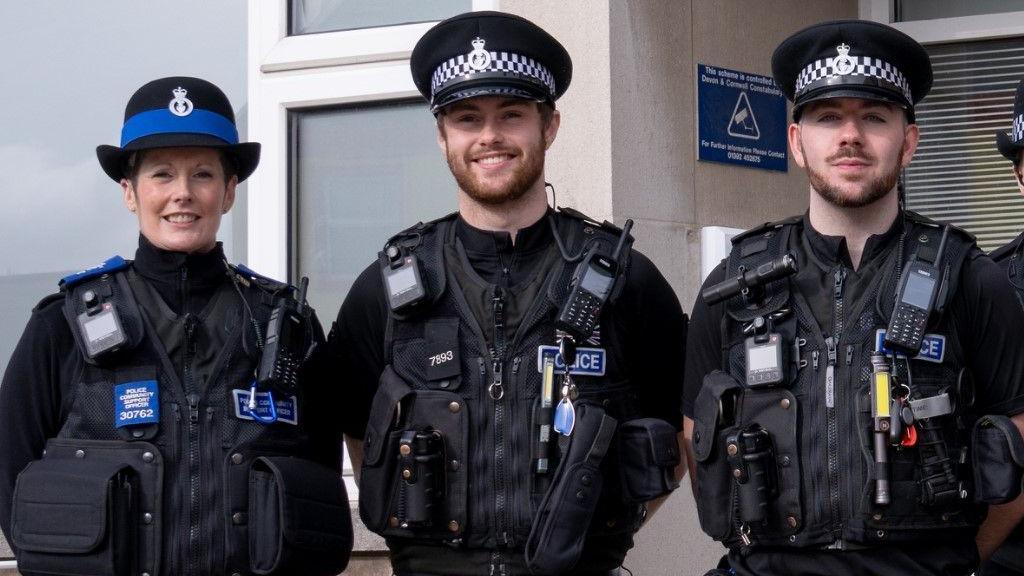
[[827, 147, 872, 164]]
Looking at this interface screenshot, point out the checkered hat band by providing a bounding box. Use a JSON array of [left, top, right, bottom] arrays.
[[431, 51, 556, 96], [795, 55, 912, 103], [1014, 113, 1024, 142]]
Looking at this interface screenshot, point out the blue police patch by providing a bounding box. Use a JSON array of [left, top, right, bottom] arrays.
[[61, 256, 130, 289], [114, 380, 159, 428], [232, 389, 298, 425], [874, 329, 946, 363], [536, 345, 607, 376]]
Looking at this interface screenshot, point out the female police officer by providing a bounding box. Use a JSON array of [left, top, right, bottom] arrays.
[[0, 77, 351, 576]]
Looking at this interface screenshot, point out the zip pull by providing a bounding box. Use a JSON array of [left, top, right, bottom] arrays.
[[812, 350, 820, 370], [489, 360, 505, 400], [833, 268, 846, 298], [187, 393, 200, 423], [845, 345, 854, 366], [825, 337, 837, 409]]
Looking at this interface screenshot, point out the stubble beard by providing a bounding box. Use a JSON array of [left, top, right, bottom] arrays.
[[805, 144, 904, 209], [446, 134, 546, 206]]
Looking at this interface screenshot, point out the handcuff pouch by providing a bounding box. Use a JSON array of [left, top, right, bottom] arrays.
[[972, 415, 1024, 504], [617, 418, 679, 502]]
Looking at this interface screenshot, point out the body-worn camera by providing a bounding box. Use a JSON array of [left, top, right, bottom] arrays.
[[382, 244, 427, 314], [75, 288, 128, 361], [397, 429, 445, 528]]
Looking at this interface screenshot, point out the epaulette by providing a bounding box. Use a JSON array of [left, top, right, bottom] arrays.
[[59, 256, 131, 290], [729, 215, 803, 246], [904, 210, 977, 242], [384, 212, 459, 247], [230, 263, 290, 293], [556, 206, 622, 232], [33, 293, 63, 312], [989, 234, 1022, 263]]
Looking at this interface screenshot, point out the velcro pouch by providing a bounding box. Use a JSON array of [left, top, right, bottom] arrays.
[[972, 415, 1024, 504], [12, 458, 136, 576], [248, 456, 353, 576], [617, 418, 680, 502], [525, 403, 618, 575]]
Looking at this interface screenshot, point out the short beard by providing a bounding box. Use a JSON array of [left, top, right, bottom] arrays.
[[805, 145, 902, 209], [445, 135, 546, 206]]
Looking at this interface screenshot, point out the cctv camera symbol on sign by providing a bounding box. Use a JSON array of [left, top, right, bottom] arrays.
[[728, 92, 760, 140]]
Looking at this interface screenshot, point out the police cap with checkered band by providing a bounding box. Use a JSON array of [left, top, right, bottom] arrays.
[[995, 80, 1024, 163], [410, 11, 572, 114], [771, 20, 932, 122]]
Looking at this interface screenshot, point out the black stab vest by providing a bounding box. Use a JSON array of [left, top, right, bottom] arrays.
[[53, 264, 325, 576], [360, 211, 644, 574], [692, 212, 983, 551]]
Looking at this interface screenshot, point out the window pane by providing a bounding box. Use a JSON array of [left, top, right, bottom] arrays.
[[895, 0, 1024, 22], [290, 0, 471, 35], [903, 38, 1024, 251], [292, 101, 456, 321]]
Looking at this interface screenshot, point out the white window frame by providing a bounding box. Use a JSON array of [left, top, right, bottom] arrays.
[[862, 0, 1024, 42], [246, 0, 496, 279], [246, 0, 497, 497]]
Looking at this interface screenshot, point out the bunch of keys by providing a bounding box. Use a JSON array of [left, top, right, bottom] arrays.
[[889, 383, 917, 447], [553, 335, 578, 437]]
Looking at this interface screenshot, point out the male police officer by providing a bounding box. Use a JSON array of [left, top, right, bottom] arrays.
[[0, 77, 351, 576], [683, 20, 1024, 576], [981, 79, 1024, 576], [322, 11, 687, 576]]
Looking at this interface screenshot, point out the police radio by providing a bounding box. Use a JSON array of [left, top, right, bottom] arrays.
[[75, 288, 128, 360], [382, 244, 427, 314], [885, 226, 949, 357], [555, 220, 632, 340], [257, 276, 310, 395]]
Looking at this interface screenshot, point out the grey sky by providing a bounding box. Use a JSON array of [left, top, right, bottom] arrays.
[[0, 1, 247, 275]]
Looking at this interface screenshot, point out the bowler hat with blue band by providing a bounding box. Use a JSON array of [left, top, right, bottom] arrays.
[[996, 80, 1024, 163], [96, 76, 260, 183], [410, 11, 572, 114], [771, 20, 933, 122]]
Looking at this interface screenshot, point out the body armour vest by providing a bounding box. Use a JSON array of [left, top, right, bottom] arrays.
[[8, 261, 351, 576], [984, 236, 1024, 571], [359, 211, 652, 574], [692, 212, 984, 551]]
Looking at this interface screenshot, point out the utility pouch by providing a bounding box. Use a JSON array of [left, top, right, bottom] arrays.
[[972, 415, 1024, 504], [617, 418, 680, 502], [247, 456, 352, 576], [692, 371, 742, 540], [11, 458, 136, 576], [525, 403, 617, 575]]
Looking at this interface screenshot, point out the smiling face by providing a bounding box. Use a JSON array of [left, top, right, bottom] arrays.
[[121, 147, 237, 253], [436, 96, 560, 206], [790, 98, 919, 208]]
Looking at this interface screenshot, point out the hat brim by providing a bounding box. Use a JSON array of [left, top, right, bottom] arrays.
[[431, 74, 551, 113], [97, 133, 260, 183], [996, 130, 1024, 163], [793, 86, 910, 121]]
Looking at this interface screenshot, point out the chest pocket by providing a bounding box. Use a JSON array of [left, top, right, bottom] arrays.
[[392, 317, 465, 392]]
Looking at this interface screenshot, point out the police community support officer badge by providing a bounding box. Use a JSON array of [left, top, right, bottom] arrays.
[[468, 37, 492, 71], [169, 86, 194, 117]]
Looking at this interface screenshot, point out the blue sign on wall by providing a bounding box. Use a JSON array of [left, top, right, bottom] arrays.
[[697, 64, 788, 172]]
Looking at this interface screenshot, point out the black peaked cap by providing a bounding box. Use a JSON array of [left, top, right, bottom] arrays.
[[96, 76, 260, 182], [996, 80, 1024, 163], [772, 20, 932, 121], [410, 11, 572, 113]]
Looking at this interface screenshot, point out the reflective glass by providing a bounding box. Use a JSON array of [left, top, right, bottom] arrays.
[[895, 0, 1024, 21], [290, 0, 471, 35], [291, 101, 456, 321]]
